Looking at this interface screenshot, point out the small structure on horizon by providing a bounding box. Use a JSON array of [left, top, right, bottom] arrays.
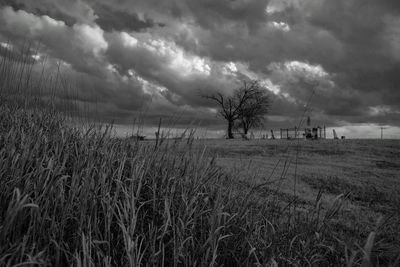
[[278, 117, 326, 140], [333, 129, 339, 140], [304, 116, 326, 140], [278, 126, 326, 140], [333, 129, 346, 140], [304, 126, 326, 140]]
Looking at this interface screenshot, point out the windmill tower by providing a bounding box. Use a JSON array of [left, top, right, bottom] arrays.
[[304, 116, 312, 139]]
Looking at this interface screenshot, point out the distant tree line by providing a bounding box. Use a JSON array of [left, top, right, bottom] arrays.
[[203, 80, 271, 139]]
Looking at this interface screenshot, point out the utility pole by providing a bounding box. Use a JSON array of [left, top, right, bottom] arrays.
[[381, 127, 386, 140]]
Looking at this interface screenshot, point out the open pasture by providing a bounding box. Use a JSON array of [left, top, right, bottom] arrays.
[[201, 138, 400, 246], [204, 139, 400, 202], [203, 138, 400, 212]]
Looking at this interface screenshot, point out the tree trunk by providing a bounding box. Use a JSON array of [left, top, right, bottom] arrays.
[[243, 125, 249, 135], [227, 119, 234, 139], [242, 120, 249, 135]]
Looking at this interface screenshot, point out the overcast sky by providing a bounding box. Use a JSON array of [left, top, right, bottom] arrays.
[[0, 0, 399, 138]]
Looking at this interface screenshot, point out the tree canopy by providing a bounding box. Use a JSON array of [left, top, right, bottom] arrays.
[[203, 80, 270, 139]]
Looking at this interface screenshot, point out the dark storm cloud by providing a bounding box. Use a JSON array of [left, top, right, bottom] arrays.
[[92, 3, 163, 32], [303, 2, 400, 94], [0, 0, 399, 132], [185, 0, 269, 32], [0, 0, 97, 26], [0, 0, 24, 10]]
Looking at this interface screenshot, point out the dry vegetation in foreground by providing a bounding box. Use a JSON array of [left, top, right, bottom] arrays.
[[0, 102, 399, 266], [0, 44, 399, 266]]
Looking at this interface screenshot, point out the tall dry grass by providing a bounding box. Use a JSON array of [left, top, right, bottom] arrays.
[[0, 103, 361, 266]]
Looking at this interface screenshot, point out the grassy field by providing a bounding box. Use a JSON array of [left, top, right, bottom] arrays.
[[203, 138, 400, 237], [207, 138, 400, 265], [204, 138, 400, 211]]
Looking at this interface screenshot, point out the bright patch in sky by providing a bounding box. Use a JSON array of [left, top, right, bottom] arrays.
[[144, 38, 211, 76], [120, 32, 138, 47], [42, 15, 65, 27], [73, 24, 108, 56], [106, 64, 118, 74], [137, 75, 166, 95], [368, 105, 399, 116], [172, 55, 210, 77], [284, 61, 328, 78], [260, 79, 281, 95], [225, 62, 238, 73], [270, 21, 291, 32], [265, 5, 279, 14], [127, 69, 135, 76]]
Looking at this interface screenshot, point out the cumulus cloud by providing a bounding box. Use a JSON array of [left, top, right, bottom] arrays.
[[0, 0, 399, 135], [0, 6, 110, 77], [104, 30, 243, 108]]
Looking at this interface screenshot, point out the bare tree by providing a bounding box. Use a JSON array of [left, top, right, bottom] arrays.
[[203, 80, 270, 139], [236, 83, 270, 135]]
